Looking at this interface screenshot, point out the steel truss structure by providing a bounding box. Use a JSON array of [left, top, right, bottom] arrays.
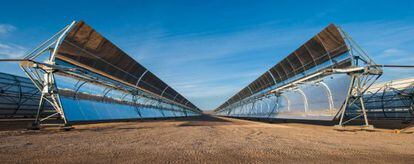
[[352, 78, 414, 120], [214, 24, 384, 129], [0, 72, 54, 118], [8, 21, 201, 129]]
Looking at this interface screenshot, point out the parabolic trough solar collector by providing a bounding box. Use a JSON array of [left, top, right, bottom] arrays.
[[215, 24, 355, 120], [49, 21, 200, 121]]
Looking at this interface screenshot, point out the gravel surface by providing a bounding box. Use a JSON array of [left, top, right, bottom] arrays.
[[0, 115, 413, 163]]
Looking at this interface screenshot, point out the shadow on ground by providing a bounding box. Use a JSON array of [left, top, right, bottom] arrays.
[[175, 114, 237, 127], [1, 114, 412, 131], [224, 116, 413, 129], [0, 114, 236, 131], [171, 114, 230, 122]]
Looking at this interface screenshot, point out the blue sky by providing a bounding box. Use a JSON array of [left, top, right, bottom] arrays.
[[0, 0, 414, 110]]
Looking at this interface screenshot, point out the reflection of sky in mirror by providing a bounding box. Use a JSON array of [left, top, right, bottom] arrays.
[[54, 73, 197, 121], [220, 74, 351, 120]]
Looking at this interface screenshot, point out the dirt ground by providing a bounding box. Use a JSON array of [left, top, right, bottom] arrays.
[[0, 115, 413, 163]]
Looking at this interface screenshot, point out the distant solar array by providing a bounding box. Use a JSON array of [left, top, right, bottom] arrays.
[[0, 72, 54, 117], [350, 78, 414, 119]]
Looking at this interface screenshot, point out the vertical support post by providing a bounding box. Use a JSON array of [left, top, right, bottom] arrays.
[[336, 73, 373, 130], [30, 93, 45, 129], [50, 73, 69, 126], [338, 75, 355, 126], [357, 76, 370, 126]]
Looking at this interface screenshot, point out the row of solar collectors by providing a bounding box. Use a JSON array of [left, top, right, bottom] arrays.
[[216, 76, 414, 121], [0, 71, 199, 121], [217, 24, 351, 110], [216, 74, 350, 120], [56, 21, 198, 110], [55, 75, 199, 122], [347, 80, 414, 120], [0, 72, 54, 117]]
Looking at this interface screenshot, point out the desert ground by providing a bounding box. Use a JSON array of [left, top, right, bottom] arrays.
[[0, 115, 413, 163]]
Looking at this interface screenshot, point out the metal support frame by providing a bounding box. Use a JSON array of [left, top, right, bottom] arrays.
[[18, 22, 76, 129], [334, 27, 382, 129], [294, 88, 309, 113], [131, 94, 143, 118], [316, 81, 334, 111], [135, 70, 148, 87], [21, 64, 70, 129], [267, 94, 279, 118], [335, 72, 380, 129]]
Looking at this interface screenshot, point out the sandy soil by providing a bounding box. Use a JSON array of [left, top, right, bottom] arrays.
[[0, 115, 413, 163]]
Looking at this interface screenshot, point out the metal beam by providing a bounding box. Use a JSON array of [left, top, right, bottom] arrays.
[[294, 88, 309, 113], [317, 81, 334, 111], [135, 70, 148, 87]]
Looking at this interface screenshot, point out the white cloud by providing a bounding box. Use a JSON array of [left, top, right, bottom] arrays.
[[0, 24, 27, 59], [378, 48, 410, 58], [342, 21, 414, 52], [341, 21, 414, 65], [123, 22, 319, 69], [341, 21, 414, 87], [0, 24, 16, 35], [0, 42, 27, 58], [377, 48, 414, 65]]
